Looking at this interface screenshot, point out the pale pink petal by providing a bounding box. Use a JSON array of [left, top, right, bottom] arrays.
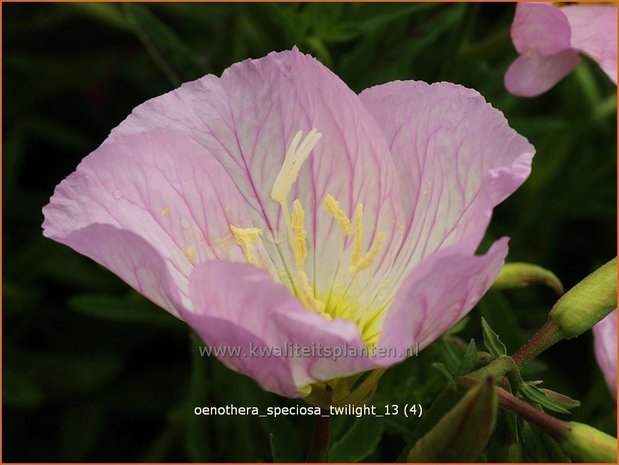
[[48, 224, 184, 316], [107, 49, 404, 306], [43, 128, 253, 315], [512, 3, 572, 55], [561, 5, 617, 84], [359, 82, 533, 279], [593, 310, 617, 399], [378, 238, 508, 352], [506, 3, 617, 97], [183, 261, 384, 397], [504, 50, 580, 97]]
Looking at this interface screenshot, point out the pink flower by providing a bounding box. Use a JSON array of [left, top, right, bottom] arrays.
[[43, 49, 534, 399], [593, 310, 617, 399], [505, 3, 617, 97]]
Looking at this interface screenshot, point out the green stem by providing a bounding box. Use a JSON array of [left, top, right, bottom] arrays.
[[511, 319, 563, 368], [307, 412, 330, 462]]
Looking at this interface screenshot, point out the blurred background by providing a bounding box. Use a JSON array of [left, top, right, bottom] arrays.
[[3, 2, 616, 462]]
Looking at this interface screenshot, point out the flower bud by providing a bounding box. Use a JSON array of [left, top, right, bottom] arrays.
[[559, 422, 617, 463], [408, 377, 497, 462], [492, 262, 564, 294], [549, 258, 616, 339]]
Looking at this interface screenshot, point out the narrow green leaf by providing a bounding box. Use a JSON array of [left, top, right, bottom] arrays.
[[539, 388, 581, 410], [435, 337, 462, 373], [432, 362, 456, 390], [330, 416, 384, 462], [481, 317, 507, 357], [455, 339, 477, 376], [521, 383, 571, 414]]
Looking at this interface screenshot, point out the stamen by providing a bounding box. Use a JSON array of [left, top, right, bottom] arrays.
[[230, 225, 262, 267], [298, 270, 329, 318], [159, 208, 170, 217], [324, 194, 351, 235], [291, 199, 307, 268], [271, 129, 322, 204], [349, 232, 386, 274], [351, 204, 364, 266]]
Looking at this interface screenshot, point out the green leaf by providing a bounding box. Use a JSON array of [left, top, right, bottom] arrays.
[[432, 362, 456, 389], [330, 416, 384, 462], [539, 388, 581, 410], [455, 339, 478, 376], [492, 262, 564, 294], [123, 4, 207, 84], [435, 337, 462, 374], [481, 317, 507, 357], [521, 383, 571, 414]]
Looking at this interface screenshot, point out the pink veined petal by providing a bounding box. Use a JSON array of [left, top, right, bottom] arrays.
[[359, 82, 533, 282], [378, 238, 509, 352], [561, 5, 618, 84], [107, 48, 404, 308], [593, 310, 617, 399], [511, 3, 572, 55], [183, 261, 383, 398], [48, 224, 184, 316], [42, 128, 254, 315], [504, 49, 580, 97]]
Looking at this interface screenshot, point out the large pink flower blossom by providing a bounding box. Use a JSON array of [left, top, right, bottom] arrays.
[[505, 3, 617, 97], [43, 49, 534, 398], [593, 310, 617, 399]]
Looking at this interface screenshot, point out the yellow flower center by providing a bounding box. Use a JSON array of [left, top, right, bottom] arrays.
[[230, 129, 389, 345]]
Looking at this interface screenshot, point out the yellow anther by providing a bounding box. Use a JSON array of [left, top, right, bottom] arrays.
[[351, 204, 364, 265], [298, 271, 329, 317], [324, 194, 351, 235], [230, 225, 262, 267], [183, 245, 197, 264], [291, 199, 307, 268], [159, 208, 170, 217], [271, 129, 322, 204], [349, 232, 386, 274]]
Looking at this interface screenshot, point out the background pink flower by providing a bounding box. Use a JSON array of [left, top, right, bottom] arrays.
[[593, 310, 617, 399], [505, 3, 617, 97], [43, 49, 534, 398]]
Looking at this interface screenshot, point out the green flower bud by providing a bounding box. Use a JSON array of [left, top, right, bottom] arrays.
[[492, 262, 564, 294], [559, 422, 617, 463], [550, 258, 616, 339], [408, 377, 497, 462]]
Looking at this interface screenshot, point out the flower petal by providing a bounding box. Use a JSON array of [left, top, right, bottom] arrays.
[[45, 224, 184, 316], [359, 82, 533, 276], [504, 50, 580, 97], [593, 310, 617, 399], [378, 238, 508, 352], [107, 48, 403, 315], [43, 128, 254, 314], [511, 3, 572, 55], [562, 5, 617, 84], [183, 261, 381, 397]]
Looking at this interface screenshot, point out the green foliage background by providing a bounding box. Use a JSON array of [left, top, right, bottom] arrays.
[[3, 3, 616, 462]]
